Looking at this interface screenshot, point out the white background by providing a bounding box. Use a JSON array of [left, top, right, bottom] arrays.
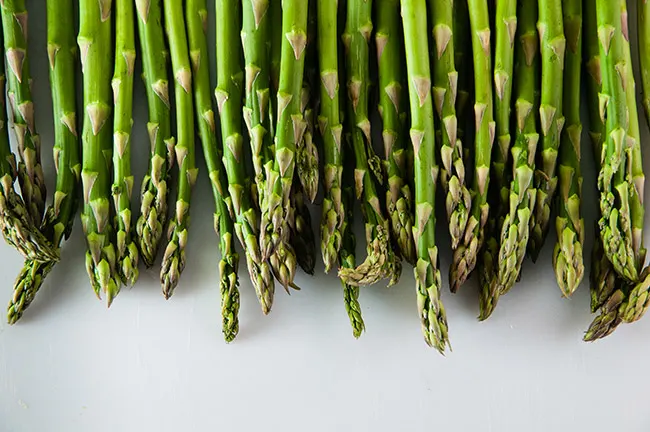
[[2, 1, 650, 431]]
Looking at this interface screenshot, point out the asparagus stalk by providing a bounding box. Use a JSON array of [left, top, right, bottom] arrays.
[[0, 25, 58, 265], [242, 0, 272, 210], [187, 0, 240, 341], [339, 0, 400, 288], [135, 0, 173, 268], [259, 1, 308, 293], [7, 0, 81, 324], [489, 0, 539, 310], [594, 0, 637, 282], [639, 0, 650, 125], [450, 0, 495, 293], [584, 0, 650, 340], [376, 0, 416, 263], [259, 1, 309, 263], [160, 0, 198, 298], [477, 0, 516, 310], [430, 0, 471, 252], [620, 0, 646, 274], [340, 185, 364, 338], [216, 0, 274, 314], [401, 0, 449, 352], [528, 0, 565, 259], [112, 0, 138, 286], [0, 0, 46, 226], [79, 0, 120, 304], [553, 0, 584, 297], [318, 0, 346, 273], [611, 0, 649, 323], [583, 0, 618, 312]]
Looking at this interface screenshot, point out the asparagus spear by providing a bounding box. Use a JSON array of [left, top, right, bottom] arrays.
[[340, 185, 364, 338], [187, 0, 240, 341], [259, 1, 308, 293], [0, 0, 46, 225], [610, 0, 649, 323], [318, 0, 346, 273], [620, 0, 646, 275], [528, 0, 565, 259], [377, 0, 416, 263], [259, 1, 309, 263], [401, 0, 449, 352], [450, 0, 495, 293], [553, 0, 584, 297], [339, 0, 400, 288], [489, 0, 539, 310], [216, 0, 274, 314], [594, 0, 637, 282], [160, 0, 198, 298], [639, 0, 650, 125], [477, 0, 516, 309], [112, 0, 138, 286], [583, 0, 618, 312], [0, 24, 58, 265], [7, 0, 81, 324], [431, 0, 472, 251], [584, 0, 650, 340], [135, 0, 173, 268], [79, 0, 120, 304], [242, 0, 272, 210]]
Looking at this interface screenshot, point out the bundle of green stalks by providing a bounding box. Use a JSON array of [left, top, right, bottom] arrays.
[[5, 0, 650, 349]]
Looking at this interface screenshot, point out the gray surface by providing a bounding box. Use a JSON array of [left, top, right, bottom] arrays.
[[1, 1, 650, 431]]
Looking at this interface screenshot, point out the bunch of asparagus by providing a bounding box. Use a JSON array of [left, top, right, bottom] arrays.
[[3, 0, 650, 351]]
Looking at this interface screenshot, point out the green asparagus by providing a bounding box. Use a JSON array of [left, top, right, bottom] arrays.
[[401, 0, 449, 352], [187, 0, 239, 341], [0, 0, 46, 226], [450, 0, 495, 293], [583, 0, 617, 312], [242, 0, 272, 210], [135, 0, 173, 268], [259, 1, 309, 263], [112, 0, 139, 286], [340, 185, 364, 338], [216, 0, 274, 314], [339, 0, 400, 288], [594, 0, 637, 282], [552, 0, 584, 297], [528, 0, 565, 259], [478, 0, 517, 315], [7, 0, 81, 324], [79, 0, 121, 305], [318, 0, 346, 273], [491, 0, 539, 309], [377, 0, 416, 263], [160, 0, 198, 298]]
